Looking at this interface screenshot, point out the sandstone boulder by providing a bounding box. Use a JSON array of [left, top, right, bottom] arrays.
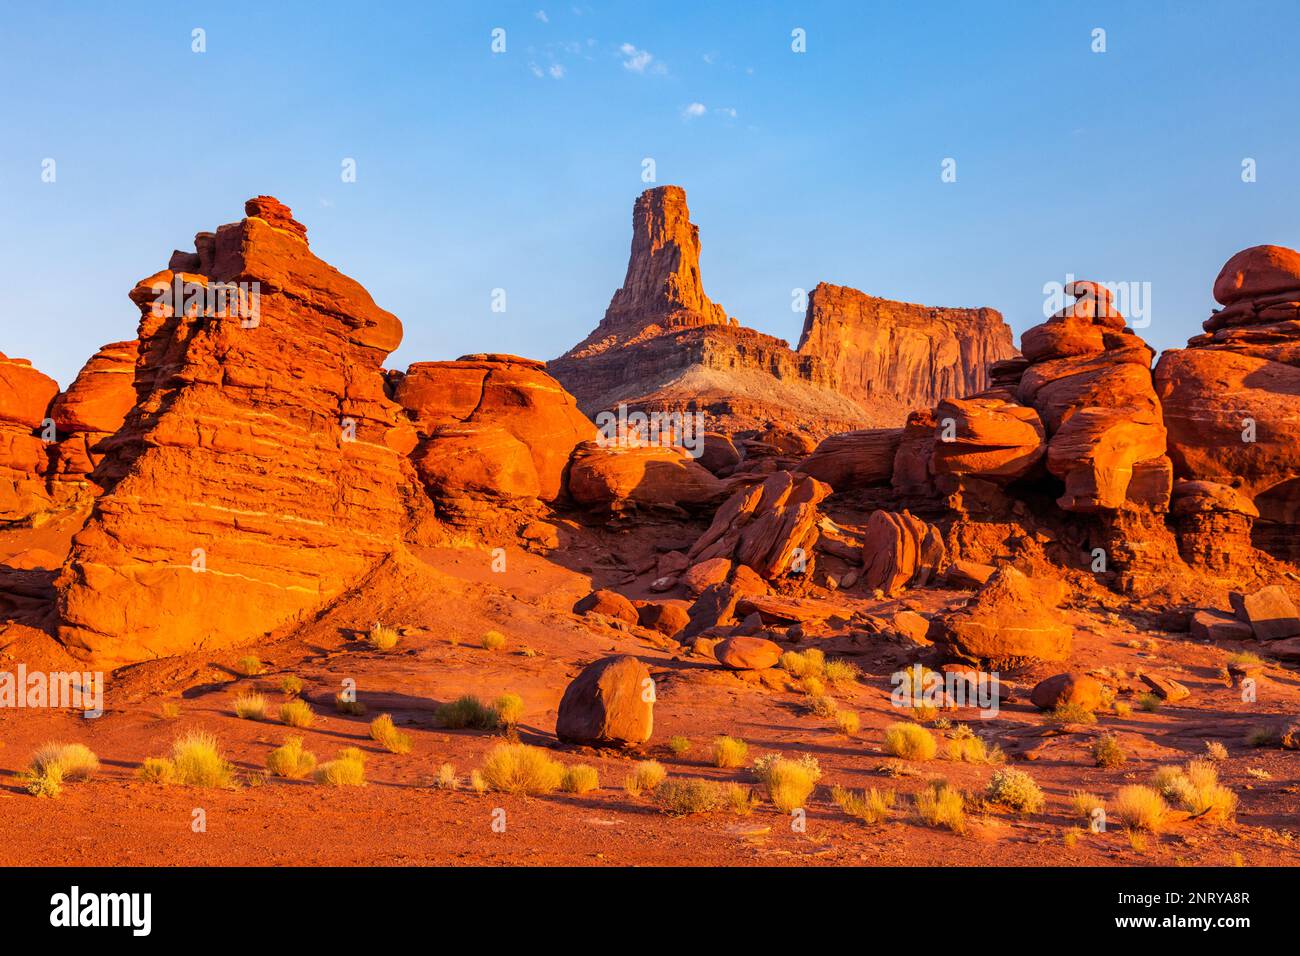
[[555, 655, 653, 747], [797, 428, 901, 490], [636, 601, 690, 638], [1029, 673, 1104, 711], [682, 557, 733, 596], [860, 509, 945, 594], [48, 340, 139, 490], [567, 441, 724, 510], [1229, 585, 1300, 641], [714, 636, 782, 670], [1189, 609, 1254, 642], [930, 395, 1044, 482], [938, 566, 1072, 666], [0, 352, 58, 525], [1140, 673, 1190, 702], [574, 589, 639, 627]]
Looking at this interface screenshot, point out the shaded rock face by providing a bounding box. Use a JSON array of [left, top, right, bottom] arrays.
[[550, 187, 1009, 440], [797, 428, 901, 491], [796, 282, 1018, 421], [55, 197, 423, 664], [555, 655, 654, 747], [567, 441, 724, 511], [0, 353, 59, 525], [1155, 244, 1300, 561], [48, 341, 139, 493], [394, 354, 594, 517]]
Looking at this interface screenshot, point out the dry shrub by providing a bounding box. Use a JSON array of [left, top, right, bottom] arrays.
[[267, 736, 317, 779], [482, 630, 506, 651], [432, 763, 458, 790], [233, 692, 267, 720], [624, 759, 668, 796], [138, 757, 175, 785], [712, 735, 748, 769], [824, 658, 860, 687], [435, 695, 499, 730], [367, 623, 399, 651], [279, 699, 315, 729], [915, 780, 966, 834], [1070, 790, 1105, 821], [985, 767, 1045, 814], [334, 693, 366, 716], [158, 731, 237, 788], [832, 785, 895, 825], [1091, 733, 1127, 768], [478, 743, 563, 795], [493, 693, 523, 728], [668, 735, 691, 756], [561, 764, 600, 794], [758, 758, 818, 813], [279, 675, 303, 697], [369, 713, 413, 754], [652, 778, 723, 815], [1114, 784, 1167, 831], [315, 749, 367, 786], [835, 711, 861, 736], [883, 722, 936, 761], [1151, 759, 1238, 822], [237, 655, 263, 676]]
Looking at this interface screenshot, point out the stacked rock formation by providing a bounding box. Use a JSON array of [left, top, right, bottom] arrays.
[[688, 471, 831, 579], [860, 509, 946, 594], [47, 340, 139, 497], [550, 186, 1014, 439], [393, 354, 594, 520], [0, 353, 58, 525], [1156, 244, 1300, 562], [55, 196, 424, 664]]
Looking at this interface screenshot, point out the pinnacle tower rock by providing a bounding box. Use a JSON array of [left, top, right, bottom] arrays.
[[54, 197, 425, 664], [550, 186, 1015, 440]]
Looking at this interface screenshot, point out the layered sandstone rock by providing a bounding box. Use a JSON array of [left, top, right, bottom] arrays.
[[551, 187, 1012, 438], [567, 441, 724, 511], [0, 353, 58, 525], [797, 428, 900, 490], [394, 354, 593, 517], [860, 509, 946, 594], [48, 340, 139, 492], [1156, 244, 1300, 561], [938, 566, 1072, 666], [55, 197, 423, 664], [796, 282, 1018, 417], [930, 394, 1045, 483], [688, 470, 831, 579]]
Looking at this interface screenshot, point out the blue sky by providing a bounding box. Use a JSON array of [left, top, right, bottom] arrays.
[[2, 0, 1297, 385]]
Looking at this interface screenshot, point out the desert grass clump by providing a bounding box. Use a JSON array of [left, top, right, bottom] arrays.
[[1227, 650, 1263, 668], [266, 736, 317, 779], [369, 713, 413, 754], [24, 742, 99, 797], [807, 694, 838, 718], [367, 622, 399, 652], [333, 692, 366, 716], [1204, 740, 1228, 763], [946, 733, 1002, 764], [756, 757, 819, 813], [651, 777, 724, 815], [835, 710, 861, 736], [832, 785, 895, 825], [314, 749, 367, 786], [279, 698, 315, 729], [233, 692, 268, 720], [1245, 725, 1281, 748], [801, 676, 828, 698], [432, 763, 458, 790], [1113, 701, 1132, 718], [914, 779, 967, 834], [138, 757, 175, 785], [724, 782, 758, 816], [1152, 759, 1238, 821], [493, 692, 523, 729], [667, 735, 691, 757], [824, 658, 860, 687], [883, 721, 937, 761], [478, 742, 564, 795], [624, 759, 668, 797], [712, 735, 748, 769], [1091, 732, 1128, 768], [435, 694, 499, 730], [1049, 701, 1098, 726], [1136, 692, 1163, 713], [469, 769, 487, 793], [279, 675, 303, 697], [237, 655, 263, 676], [560, 764, 600, 794], [164, 730, 236, 788], [1114, 784, 1167, 831], [481, 630, 507, 652], [1071, 790, 1105, 821], [985, 767, 1045, 814]]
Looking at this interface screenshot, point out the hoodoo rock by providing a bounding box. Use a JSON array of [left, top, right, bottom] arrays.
[[689, 470, 832, 579], [550, 186, 1014, 440], [1156, 244, 1300, 562], [394, 354, 594, 517], [55, 197, 425, 664], [555, 655, 654, 747], [0, 352, 58, 525]]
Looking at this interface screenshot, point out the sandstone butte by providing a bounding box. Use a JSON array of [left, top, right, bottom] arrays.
[[0, 193, 1298, 684], [548, 185, 1017, 439]]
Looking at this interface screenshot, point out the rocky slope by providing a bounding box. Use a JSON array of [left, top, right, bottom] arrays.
[[550, 186, 1013, 439]]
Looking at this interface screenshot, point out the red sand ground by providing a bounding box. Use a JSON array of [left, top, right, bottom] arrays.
[[2, 524, 1299, 867]]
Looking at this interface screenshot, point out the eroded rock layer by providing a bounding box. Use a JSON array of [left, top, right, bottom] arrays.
[[55, 196, 423, 664]]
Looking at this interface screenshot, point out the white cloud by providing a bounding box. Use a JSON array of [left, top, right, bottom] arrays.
[[715, 106, 737, 118], [535, 9, 548, 22], [682, 102, 707, 119], [529, 62, 545, 78], [620, 42, 659, 74], [549, 63, 565, 79]]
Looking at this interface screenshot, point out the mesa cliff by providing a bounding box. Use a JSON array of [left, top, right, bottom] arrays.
[[549, 186, 1016, 439]]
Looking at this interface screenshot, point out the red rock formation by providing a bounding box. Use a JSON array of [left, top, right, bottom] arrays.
[[394, 354, 594, 518], [0, 352, 58, 525], [797, 428, 901, 490], [1156, 245, 1300, 560], [796, 282, 1018, 418], [688, 470, 831, 579], [555, 655, 654, 747], [55, 197, 424, 664], [930, 394, 1045, 483], [48, 341, 139, 494], [567, 441, 724, 511], [550, 187, 1012, 439], [938, 566, 1072, 667], [860, 509, 946, 594]]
